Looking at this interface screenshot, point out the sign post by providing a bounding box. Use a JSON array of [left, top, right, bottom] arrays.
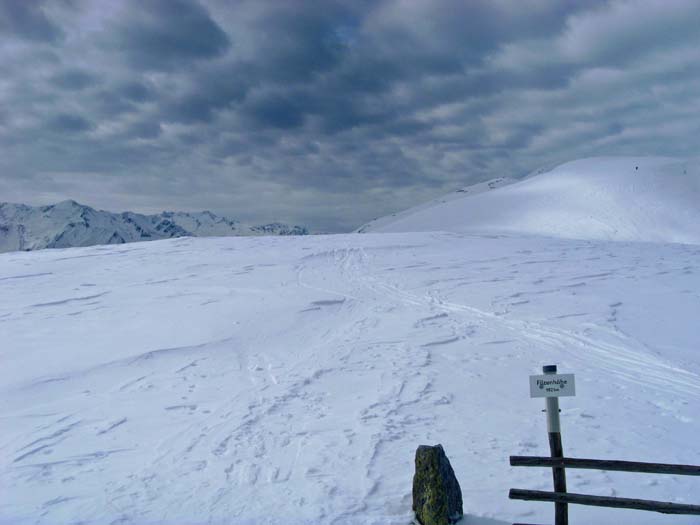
[[529, 365, 576, 525]]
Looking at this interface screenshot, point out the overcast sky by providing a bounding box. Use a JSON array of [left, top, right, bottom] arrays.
[[1, 0, 699, 231]]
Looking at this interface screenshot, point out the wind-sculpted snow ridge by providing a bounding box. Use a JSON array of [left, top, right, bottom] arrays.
[[1, 233, 699, 524], [0, 200, 308, 253], [359, 157, 700, 244]]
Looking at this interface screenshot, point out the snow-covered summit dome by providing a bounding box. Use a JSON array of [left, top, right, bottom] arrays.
[[360, 157, 700, 244]]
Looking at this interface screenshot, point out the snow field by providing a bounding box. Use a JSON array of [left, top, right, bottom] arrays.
[[1, 232, 699, 524]]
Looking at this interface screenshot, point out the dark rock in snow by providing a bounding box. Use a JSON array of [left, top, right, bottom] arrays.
[[412, 444, 463, 525]]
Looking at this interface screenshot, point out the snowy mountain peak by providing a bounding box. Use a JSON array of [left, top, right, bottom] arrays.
[[359, 157, 700, 244], [0, 201, 308, 253], [52, 199, 81, 208]]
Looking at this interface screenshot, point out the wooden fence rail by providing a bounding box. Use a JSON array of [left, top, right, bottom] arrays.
[[509, 454, 700, 523], [509, 488, 700, 515], [510, 456, 700, 476]]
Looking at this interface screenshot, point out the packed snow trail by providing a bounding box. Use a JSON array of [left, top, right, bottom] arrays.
[[1, 233, 699, 524]]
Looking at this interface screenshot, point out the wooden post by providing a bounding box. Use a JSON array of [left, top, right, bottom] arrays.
[[543, 364, 568, 525]]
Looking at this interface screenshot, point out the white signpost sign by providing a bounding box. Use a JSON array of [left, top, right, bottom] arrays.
[[531, 365, 575, 525], [529, 373, 576, 398]]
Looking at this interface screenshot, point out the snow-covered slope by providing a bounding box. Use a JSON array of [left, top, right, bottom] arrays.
[[1, 233, 699, 525], [359, 157, 700, 244], [357, 177, 515, 233], [0, 201, 307, 253]]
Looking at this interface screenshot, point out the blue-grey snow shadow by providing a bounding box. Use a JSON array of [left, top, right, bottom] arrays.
[[412, 515, 509, 525], [461, 516, 510, 525]]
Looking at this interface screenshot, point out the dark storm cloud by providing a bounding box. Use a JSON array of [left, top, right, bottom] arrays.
[[238, 2, 363, 83], [46, 113, 93, 133], [2, 0, 700, 232], [126, 119, 162, 139], [245, 93, 305, 130], [92, 90, 139, 117], [118, 81, 157, 103], [159, 70, 249, 123], [109, 0, 230, 71], [0, 0, 63, 43], [51, 69, 99, 90]]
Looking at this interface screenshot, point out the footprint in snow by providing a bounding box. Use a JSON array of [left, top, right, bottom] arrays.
[[421, 336, 460, 347], [164, 404, 197, 412], [310, 299, 346, 306]]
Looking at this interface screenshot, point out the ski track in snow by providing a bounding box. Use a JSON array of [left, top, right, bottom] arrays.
[[1, 233, 699, 524]]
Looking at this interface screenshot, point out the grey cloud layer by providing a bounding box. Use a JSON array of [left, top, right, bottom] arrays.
[[1, 0, 699, 231]]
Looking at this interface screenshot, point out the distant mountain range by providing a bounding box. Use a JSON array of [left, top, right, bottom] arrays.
[[0, 200, 308, 253]]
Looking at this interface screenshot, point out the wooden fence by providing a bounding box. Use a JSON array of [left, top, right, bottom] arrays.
[[509, 454, 700, 524]]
